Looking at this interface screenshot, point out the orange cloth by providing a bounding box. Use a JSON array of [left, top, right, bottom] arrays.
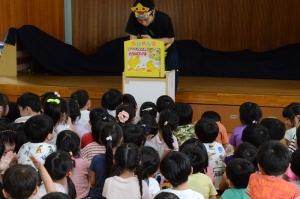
[[246, 173, 300, 199]]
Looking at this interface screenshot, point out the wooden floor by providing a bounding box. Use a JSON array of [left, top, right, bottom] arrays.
[[1, 72, 300, 108]]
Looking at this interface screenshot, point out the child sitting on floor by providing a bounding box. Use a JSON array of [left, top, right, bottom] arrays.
[[195, 118, 226, 190], [102, 143, 151, 199], [246, 140, 300, 198], [70, 89, 91, 131], [17, 115, 56, 169], [221, 158, 255, 199], [15, 92, 41, 123], [181, 144, 217, 199], [154, 151, 204, 199], [229, 102, 262, 149]]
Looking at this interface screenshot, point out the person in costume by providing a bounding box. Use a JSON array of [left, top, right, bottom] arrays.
[[125, 0, 179, 90]]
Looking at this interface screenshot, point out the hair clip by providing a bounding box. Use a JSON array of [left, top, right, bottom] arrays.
[[164, 121, 168, 126], [141, 107, 153, 112], [138, 124, 150, 135], [252, 120, 257, 124], [106, 135, 112, 141], [102, 116, 107, 121], [118, 110, 129, 123], [54, 92, 60, 97], [47, 98, 60, 104]]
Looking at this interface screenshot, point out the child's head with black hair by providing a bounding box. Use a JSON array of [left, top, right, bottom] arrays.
[[173, 103, 193, 125], [91, 113, 117, 144], [122, 93, 138, 110], [89, 106, 109, 124], [56, 130, 80, 166], [17, 92, 41, 116], [239, 102, 262, 125], [154, 192, 180, 199], [233, 142, 257, 168], [257, 140, 290, 176], [44, 96, 69, 126], [66, 99, 81, 123], [179, 138, 207, 153], [160, 151, 191, 188], [260, 118, 285, 141], [116, 103, 136, 125], [201, 111, 221, 122], [195, 118, 219, 143], [139, 101, 157, 117], [11, 122, 28, 153], [0, 126, 17, 154], [122, 124, 146, 147], [291, 104, 300, 128], [99, 122, 123, 177], [2, 164, 39, 199], [141, 146, 160, 183], [241, 124, 270, 148], [44, 151, 77, 199], [181, 144, 208, 174], [282, 102, 299, 128], [156, 95, 174, 113], [226, 158, 256, 188], [158, 109, 179, 150], [70, 90, 90, 110], [290, 149, 300, 179], [41, 91, 60, 110], [101, 89, 123, 111], [5, 102, 21, 122], [41, 192, 71, 199], [24, 115, 54, 143], [137, 114, 158, 140], [114, 143, 143, 198], [0, 92, 9, 118]]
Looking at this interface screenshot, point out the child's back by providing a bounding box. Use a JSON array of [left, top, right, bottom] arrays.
[[221, 158, 255, 199], [229, 102, 262, 148], [195, 118, 226, 190], [70, 89, 91, 131], [17, 115, 56, 169], [102, 143, 151, 199], [56, 130, 90, 199], [181, 144, 217, 199], [156, 151, 204, 199], [246, 141, 300, 199]]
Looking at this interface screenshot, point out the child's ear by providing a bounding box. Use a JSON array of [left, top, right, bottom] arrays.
[[258, 163, 264, 174], [31, 186, 38, 197], [119, 137, 124, 145], [190, 166, 193, 175], [88, 120, 91, 126], [2, 189, 11, 199]]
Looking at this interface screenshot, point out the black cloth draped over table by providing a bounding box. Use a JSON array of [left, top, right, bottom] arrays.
[[4, 25, 300, 79]]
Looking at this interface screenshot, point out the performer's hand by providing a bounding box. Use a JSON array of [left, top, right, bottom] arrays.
[[141, 34, 152, 39]]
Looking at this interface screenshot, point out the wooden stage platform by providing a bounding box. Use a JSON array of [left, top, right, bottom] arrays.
[[1, 72, 300, 108]]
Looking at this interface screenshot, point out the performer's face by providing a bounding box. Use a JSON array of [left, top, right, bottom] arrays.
[[137, 10, 155, 27]]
